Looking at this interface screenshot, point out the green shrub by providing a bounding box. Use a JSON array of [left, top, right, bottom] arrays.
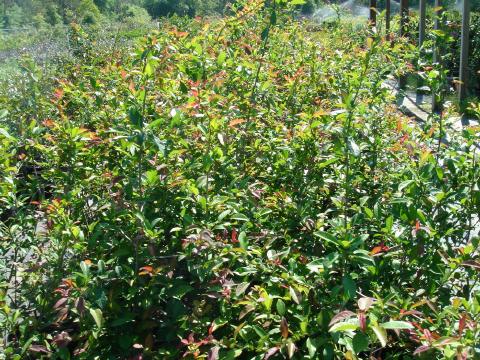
[[0, 2, 479, 359]]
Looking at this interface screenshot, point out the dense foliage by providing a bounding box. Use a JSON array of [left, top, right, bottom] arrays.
[[0, 0, 359, 28], [1, 0, 480, 359], [403, 9, 480, 98]]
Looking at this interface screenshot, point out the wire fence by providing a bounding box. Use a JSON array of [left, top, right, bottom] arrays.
[[0, 21, 157, 69]]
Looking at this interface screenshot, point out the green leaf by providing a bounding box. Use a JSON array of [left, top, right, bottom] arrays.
[[342, 275, 356, 300], [221, 349, 243, 360], [306, 259, 324, 273], [169, 284, 193, 298], [270, 9, 277, 25], [363, 207, 374, 219], [385, 216, 393, 232], [286, 339, 296, 358], [329, 321, 359, 332], [231, 213, 249, 222], [306, 338, 317, 358], [256, 208, 272, 218], [317, 157, 338, 169], [314, 231, 337, 245], [128, 107, 142, 128], [236, 282, 250, 297], [89, 308, 104, 328], [347, 139, 360, 157], [0, 109, 8, 119], [111, 313, 135, 327], [381, 320, 414, 329], [276, 299, 286, 316], [238, 231, 248, 250], [261, 27, 270, 41], [217, 51, 227, 66], [398, 180, 414, 192], [0, 127, 15, 141], [436, 167, 444, 180], [253, 325, 267, 338], [97, 260, 105, 273], [372, 325, 387, 347], [196, 175, 208, 189], [352, 332, 369, 353], [80, 261, 90, 276], [218, 209, 230, 221], [289, 287, 301, 304]]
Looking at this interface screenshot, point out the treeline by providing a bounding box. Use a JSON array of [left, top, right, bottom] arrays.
[[0, 0, 323, 28], [1, 0, 149, 28]]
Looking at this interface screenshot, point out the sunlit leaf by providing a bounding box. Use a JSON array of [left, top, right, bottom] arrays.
[[381, 320, 414, 329], [372, 325, 387, 347], [89, 308, 103, 329]]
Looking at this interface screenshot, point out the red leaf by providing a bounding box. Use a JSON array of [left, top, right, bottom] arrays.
[[75, 296, 86, 316], [207, 346, 219, 360], [29, 345, 50, 354], [461, 260, 480, 270], [52, 331, 72, 348], [413, 345, 430, 355], [139, 266, 154, 275], [370, 243, 390, 255], [358, 312, 367, 332], [42, 119, 55, 128], [358, 297, 374, 312], [457, 349, 468, 360], [231, 229, 238, 243], [411, 321, 424, 332], [54, 88, 64, 100], [129, 81, 136, 93], [229, 118, 246, 128], [55, 306, 69, 323], [264, 347, 279, 360], [280, 317, 289, 339], [63, 278, 74, 288], [399, 309, 423, 317], [328, 310, 356, 327], [370, 246, 384, 255], [423, 329, 433, 342], [53, 297, 68, 310], [458, 313, 467, 335]]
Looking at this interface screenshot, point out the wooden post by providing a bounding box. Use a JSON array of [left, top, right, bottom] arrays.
[[385, 0, 391, 35], [418, 0, 426, 45], [399, 0, 409, 90], [459, 0, 471, 106], [370, 0, 377, 27], [432, 0, 443, 113], [416, 0, 427, 104]]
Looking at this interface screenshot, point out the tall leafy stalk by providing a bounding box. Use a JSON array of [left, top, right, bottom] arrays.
[[342, 38, 376, 231]]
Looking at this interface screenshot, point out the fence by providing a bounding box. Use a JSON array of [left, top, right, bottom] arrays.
[[369, 0, 473, 112]]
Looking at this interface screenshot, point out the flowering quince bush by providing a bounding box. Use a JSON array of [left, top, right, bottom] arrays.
[[0, 0, 479, 359]]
